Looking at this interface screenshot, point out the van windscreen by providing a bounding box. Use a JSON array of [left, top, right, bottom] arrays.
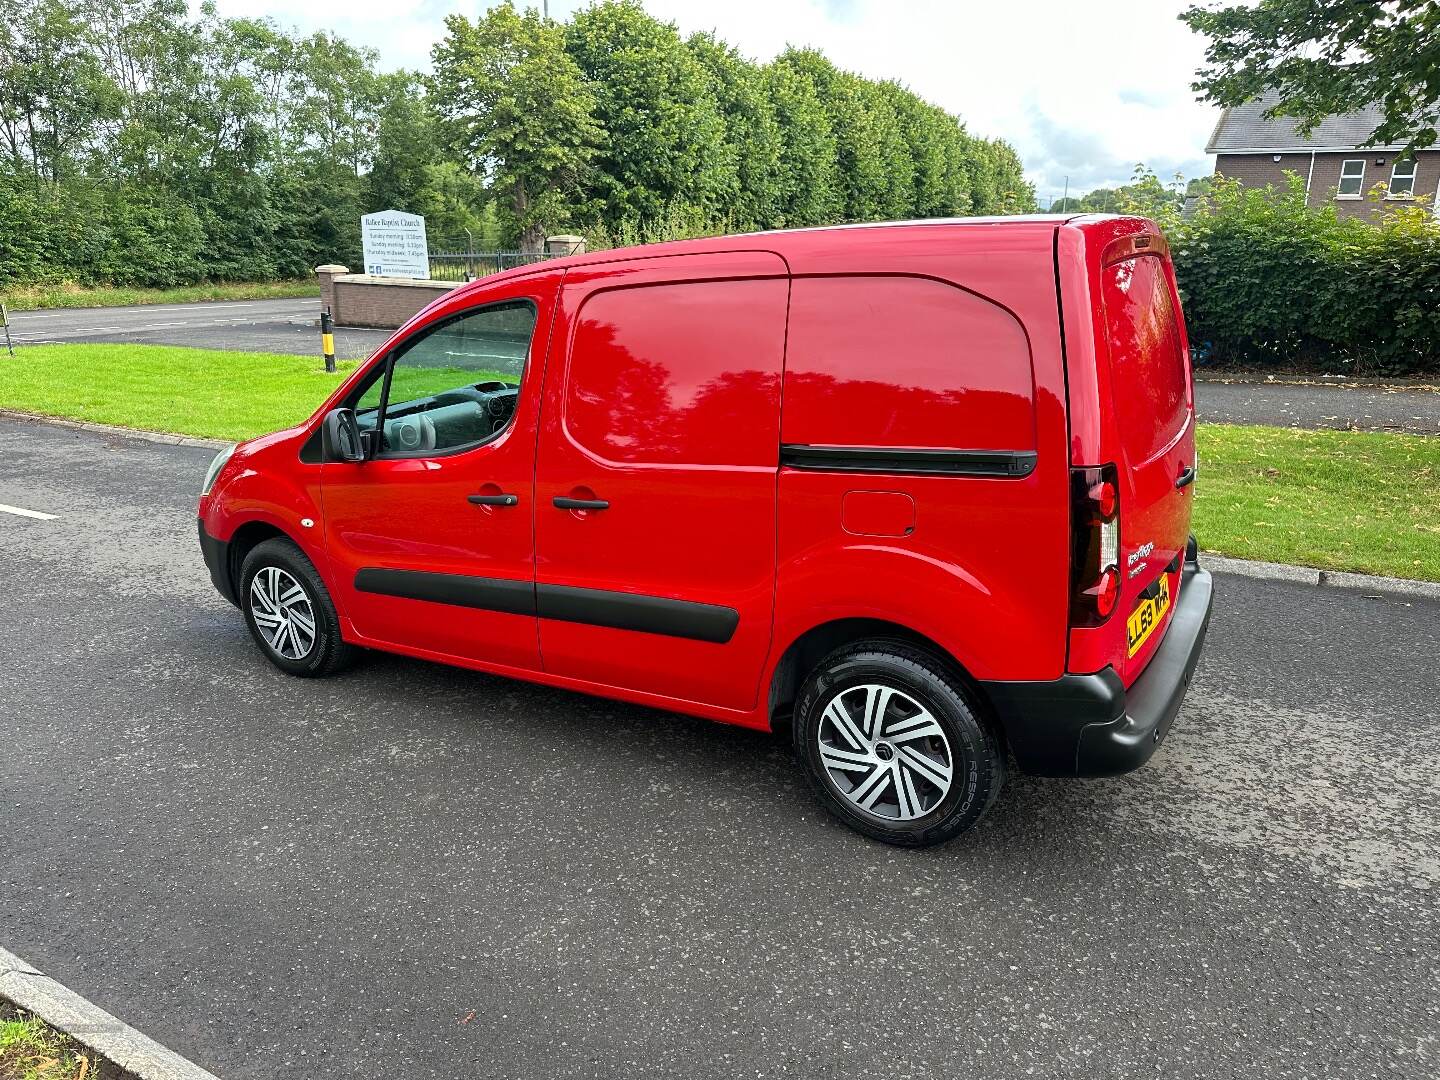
[[1101, 254, 1188, 461]]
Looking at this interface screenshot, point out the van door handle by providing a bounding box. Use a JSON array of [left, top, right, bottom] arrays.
[[468, 493, 519, 507], [1175, 465, 1196, 489], [553, 496, 609, 510]]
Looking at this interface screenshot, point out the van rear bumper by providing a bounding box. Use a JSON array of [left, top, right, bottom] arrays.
[[983, 541, 1214, 778]]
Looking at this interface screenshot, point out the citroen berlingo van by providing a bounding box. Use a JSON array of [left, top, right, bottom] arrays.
[[199, 215, 1214, 846]]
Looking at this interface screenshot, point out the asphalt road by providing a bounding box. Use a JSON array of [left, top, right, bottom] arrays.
[[2, 416, 1436, 1080], [7, 298, 387, 360], [1197, 378, 1440, 435]]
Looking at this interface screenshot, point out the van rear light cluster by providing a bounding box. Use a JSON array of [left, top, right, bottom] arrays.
[[1070, 464, 1120, 626]]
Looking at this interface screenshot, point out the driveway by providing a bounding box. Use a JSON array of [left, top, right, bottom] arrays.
[[1, 417, 1437, 1079], [7, 298, 387, 360]]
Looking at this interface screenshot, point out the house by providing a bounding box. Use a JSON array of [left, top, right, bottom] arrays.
[[1206, 91, 1438, 220]]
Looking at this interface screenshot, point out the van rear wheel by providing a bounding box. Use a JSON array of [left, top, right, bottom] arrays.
[[793, 640, 1005, 847], [239, 537, 356, 677]]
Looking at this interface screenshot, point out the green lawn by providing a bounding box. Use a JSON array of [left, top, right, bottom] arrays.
[[0, 344, 356, 441], [2, 280, 317, 312], [0, 1006, 95, 1079], [1194, 424, 1439, 581], [1, 344, 1436, 580]]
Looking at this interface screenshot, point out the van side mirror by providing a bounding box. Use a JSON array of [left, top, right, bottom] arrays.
[[321, 408, 366, 463]]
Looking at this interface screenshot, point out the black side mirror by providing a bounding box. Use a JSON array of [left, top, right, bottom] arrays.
[[321, 408, 366, 463]]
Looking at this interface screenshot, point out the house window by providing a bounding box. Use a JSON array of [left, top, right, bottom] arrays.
[[1337, 159, 1365, 197], [1389, 158, 1417, 197]]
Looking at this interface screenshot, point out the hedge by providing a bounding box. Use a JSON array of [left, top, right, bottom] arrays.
[[1167, 175, 1440, 376]]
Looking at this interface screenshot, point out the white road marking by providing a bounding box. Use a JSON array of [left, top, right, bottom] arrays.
[[0, 503, 57, 520]]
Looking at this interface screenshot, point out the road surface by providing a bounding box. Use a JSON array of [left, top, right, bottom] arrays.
[[6, 298, 387, 360], [0, 416, 1435, 1080]]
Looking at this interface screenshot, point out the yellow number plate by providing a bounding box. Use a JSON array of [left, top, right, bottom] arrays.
[[1126, 575, 1171, 657]]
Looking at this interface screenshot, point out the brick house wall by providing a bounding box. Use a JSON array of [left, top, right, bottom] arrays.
[[1215, 149, 1440, 221]]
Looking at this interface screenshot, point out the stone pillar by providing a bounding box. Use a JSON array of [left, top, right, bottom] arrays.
[[545, 235, 585, 258], [314, 264, 349, 323]]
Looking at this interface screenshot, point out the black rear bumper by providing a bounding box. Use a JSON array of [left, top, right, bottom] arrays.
[[983, 540, 1214, 778], [198, 517, 239, 607]]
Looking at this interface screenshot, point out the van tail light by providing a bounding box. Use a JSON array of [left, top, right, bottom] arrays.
[[1070, 464, 1121, 627]]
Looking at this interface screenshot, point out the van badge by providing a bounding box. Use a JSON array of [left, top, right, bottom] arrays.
[[1127, 541, 1154, 578]]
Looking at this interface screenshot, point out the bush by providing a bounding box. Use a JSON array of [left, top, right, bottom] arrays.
[[1166, 175, 1440, 376]]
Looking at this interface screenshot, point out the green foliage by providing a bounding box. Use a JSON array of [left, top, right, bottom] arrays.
[[0, 0, 1036, 287], [429, 1, 601, 251], [564, 1, 729, 234], [1182, 0, 1440, 153], [1167, 171, 1440, 375]]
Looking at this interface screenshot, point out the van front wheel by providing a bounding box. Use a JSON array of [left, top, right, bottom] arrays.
[[239, 537, 356, 677], [793, 640, 1005, 847]]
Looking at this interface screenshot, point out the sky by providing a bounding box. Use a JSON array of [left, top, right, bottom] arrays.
[[206, 0, 1222, 202]]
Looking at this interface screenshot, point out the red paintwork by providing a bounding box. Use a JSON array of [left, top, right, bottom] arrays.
[[199, 215, 1196, 730], [1059, 217, 1196, 685]]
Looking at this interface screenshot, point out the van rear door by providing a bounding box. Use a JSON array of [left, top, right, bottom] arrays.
[[1095, 234, 1196, 684]]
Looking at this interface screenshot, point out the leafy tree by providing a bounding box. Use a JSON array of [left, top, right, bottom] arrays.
[[764, 51, 843, 226], [430, 1, 601, 250], [686, 31, 783, 232], [563, 0, 728, 232], [1182, 0, 1440, 151]]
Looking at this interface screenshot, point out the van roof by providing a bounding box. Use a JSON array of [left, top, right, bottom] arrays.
[[449, 214, 1126, 297]]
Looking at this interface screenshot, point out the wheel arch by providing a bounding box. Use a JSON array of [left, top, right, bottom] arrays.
[[767, 617, 992, 737], [225, 520, 297, 600]]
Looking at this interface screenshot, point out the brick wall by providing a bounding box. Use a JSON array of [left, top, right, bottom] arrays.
[[1215, 149, 1440, 221], [314, 266, 460, 329]]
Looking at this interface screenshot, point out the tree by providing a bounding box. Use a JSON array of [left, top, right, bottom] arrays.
[[686, 31, 783, 232], [764, 50, 843, 226], [430, 1, 601, 250], [564, 1, 729, 233], [1182, 0, 1440, 151]]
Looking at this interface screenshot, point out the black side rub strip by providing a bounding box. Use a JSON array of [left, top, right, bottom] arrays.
[[537, 584, 738, 644], [355, 568, 535, 616], [780, 444, 1038, 478], [353, 570, 739, 644]]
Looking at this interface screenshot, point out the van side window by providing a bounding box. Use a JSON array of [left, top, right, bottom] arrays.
[[355, 300, 537, 457], [782, 275, 1037, 451], [564, 279, 786, 465]]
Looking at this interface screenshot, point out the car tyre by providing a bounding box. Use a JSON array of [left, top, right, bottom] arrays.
[[793, 639, 1005, 847], [239, 537, 356, 677]]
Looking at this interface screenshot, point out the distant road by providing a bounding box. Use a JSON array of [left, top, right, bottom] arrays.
[[7, 297, 388, 360]]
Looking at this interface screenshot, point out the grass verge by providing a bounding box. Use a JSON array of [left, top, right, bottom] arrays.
[[0, 1004, 96, 1080], [2, 280, 316, 312], [0, 343, 356, 442], [1, 344, 1436, 580], [1194, 424, 1439, 581]]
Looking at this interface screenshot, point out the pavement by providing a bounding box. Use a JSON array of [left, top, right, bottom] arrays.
[[6, 298, 388, 360], [1, 415, 1436, 1080]]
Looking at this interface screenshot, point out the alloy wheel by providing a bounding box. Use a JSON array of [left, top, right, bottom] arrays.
[[249, 566, 317, 661], [816, 683, 954, 821]]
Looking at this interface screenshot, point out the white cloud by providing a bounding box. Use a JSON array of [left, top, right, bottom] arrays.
[[203, 0, 1220, 201]]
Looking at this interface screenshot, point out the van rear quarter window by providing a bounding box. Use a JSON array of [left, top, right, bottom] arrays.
[[780, 275, 1036, 451], [1100, 255, 1188, 461], [563, 278, 786, 465]]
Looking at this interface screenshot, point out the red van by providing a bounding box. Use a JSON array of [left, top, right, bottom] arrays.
[[199, 216, 1213, 846]]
